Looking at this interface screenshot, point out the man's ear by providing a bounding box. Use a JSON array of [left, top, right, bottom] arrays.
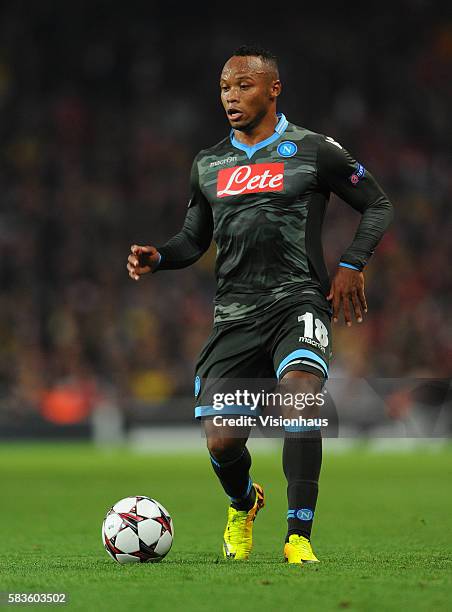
[[270, 80, 282, 100]]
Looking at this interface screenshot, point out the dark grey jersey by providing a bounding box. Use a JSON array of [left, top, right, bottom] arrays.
[[156, 115, 393, 323]]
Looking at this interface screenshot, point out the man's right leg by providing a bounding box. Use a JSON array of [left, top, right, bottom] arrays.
[[203, 418, 265, 560], [194, 319, 271, 559], [204, 418, 256, 511]]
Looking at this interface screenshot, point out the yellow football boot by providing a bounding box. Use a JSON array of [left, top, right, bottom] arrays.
[[284, 534, 320, 564], [223, 483, 265, 560]]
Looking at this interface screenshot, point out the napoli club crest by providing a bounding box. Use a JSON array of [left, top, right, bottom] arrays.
[[194, 376, 201, 398], [277, 141, 298, 157]]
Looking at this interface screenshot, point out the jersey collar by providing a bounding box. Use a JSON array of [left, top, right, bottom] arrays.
[[230, 113, 289, 159]]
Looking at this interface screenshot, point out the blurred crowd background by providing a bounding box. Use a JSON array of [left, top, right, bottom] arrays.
[[0, 2, 450, 432]]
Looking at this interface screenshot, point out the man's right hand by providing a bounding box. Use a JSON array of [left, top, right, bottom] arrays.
[[127, 244, 161, 281]]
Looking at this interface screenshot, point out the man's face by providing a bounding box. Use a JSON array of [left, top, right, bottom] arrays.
[[220, 56, 281, 132]]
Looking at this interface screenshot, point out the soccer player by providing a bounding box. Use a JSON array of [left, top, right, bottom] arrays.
[[127, 46, 393, 564]]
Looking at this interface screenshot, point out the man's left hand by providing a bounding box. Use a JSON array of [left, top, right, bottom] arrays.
[[327, 267, 367, 326]]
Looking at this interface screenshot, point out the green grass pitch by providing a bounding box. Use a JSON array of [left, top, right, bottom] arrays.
[[1, 442, 451, 611]]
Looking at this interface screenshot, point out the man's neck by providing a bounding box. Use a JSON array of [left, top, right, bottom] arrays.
[[233, 112, 279, 146]]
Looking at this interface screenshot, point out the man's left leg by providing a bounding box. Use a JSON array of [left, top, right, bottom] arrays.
[[267, 297, 331, 563], [279, 370, 323, 563]]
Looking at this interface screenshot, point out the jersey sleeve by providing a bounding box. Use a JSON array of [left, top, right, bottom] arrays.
[[317, 136, 394, 271], [154, 156, 213, 271]]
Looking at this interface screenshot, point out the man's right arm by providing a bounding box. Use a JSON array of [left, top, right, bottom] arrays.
[[127, 157, 213, 280], [154, 156, 213, 271]]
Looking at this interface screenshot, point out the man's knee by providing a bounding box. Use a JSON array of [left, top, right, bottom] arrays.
[[279, 370, 322, 394], [278, 371, 323, 419], [207, 436, 245, 463]]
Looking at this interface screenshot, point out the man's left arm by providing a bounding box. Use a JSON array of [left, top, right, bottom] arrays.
[[317, 136, 394, 325]]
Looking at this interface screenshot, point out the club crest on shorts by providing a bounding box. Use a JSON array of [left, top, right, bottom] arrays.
[[194, 375, 201, 398]]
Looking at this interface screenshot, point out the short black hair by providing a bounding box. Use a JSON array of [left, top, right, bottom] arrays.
[[232, 44, 279, 76]]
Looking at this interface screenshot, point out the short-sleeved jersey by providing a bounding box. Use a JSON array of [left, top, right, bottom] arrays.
[[157, 114, 393, 323]]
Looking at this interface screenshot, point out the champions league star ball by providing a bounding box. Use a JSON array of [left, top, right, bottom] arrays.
[[102, 496, 174, 564]]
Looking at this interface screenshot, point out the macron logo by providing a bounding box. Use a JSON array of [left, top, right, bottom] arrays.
[[217, 163, 284, 198], [210, 157, 238, 167]]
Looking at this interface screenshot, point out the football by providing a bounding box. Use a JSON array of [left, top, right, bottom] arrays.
[[102, 496, 174, 564]]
